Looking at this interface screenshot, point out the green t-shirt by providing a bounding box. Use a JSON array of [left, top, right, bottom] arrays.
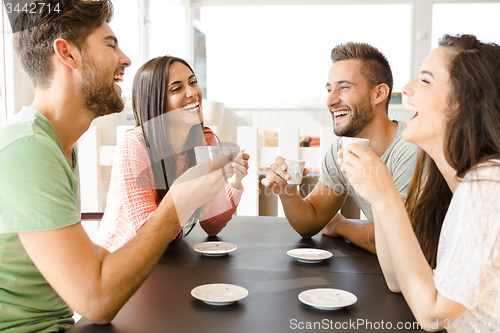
[[0, 108, 80, 332]]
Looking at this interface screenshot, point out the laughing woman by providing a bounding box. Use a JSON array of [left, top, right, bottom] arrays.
[[94, 56, 249, 251], [339, 35, 500, 332]]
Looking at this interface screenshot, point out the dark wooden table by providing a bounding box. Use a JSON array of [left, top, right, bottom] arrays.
[[68, 216, 426, 333]]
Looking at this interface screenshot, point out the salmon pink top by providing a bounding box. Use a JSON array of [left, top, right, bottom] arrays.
[[94, 127, 243, 252]]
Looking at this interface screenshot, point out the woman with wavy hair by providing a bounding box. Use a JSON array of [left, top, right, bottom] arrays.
[[95, 56, 249, 251], [339, 35, 500, 332]]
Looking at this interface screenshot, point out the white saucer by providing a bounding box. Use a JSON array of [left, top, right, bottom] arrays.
[[191, 283, 249, 306], [287, 248, 333, 263], [193, 242, 237, 256], [299, 288, 357, 310]]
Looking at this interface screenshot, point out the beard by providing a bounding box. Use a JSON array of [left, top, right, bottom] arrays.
[[333, 95, 374, 137], [80, 53, 124, 118]]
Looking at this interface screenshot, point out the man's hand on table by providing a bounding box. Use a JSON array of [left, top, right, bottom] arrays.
[[322, 213, 348, 237]]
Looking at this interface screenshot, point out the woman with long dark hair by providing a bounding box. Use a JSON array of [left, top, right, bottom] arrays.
[[95, 56, 249, 251], [339, 35, 500, 332]]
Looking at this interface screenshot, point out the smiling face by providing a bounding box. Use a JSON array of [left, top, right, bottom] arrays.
[[79, 22, 131, 117], [165, 61, 203, 128], [326, 59, 374, 137], [402, 46, 453, 151]]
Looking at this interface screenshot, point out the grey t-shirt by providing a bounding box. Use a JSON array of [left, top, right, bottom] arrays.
[[319, 121, 418, 223]]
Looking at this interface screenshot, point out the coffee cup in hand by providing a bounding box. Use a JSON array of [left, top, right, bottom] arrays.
[[219, 144, 241, 159], [341, 137, 370, 155], [285, 160, 306, 185], [194, 146, 220, 165]]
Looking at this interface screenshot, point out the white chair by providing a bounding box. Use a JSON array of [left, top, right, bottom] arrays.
[[77, 125, 134, 239], [78, 125, 134, 213]]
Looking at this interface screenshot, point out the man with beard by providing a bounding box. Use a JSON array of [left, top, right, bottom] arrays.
[[262, 42, 418, 254], [0, 1, 228, 331]]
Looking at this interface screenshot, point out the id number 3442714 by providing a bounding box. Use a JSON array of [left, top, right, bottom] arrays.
[[5, 2, 61, 14]]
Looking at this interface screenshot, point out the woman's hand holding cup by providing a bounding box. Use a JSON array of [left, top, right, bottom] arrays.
[[225, 150, 250, 189], [338, 140, 399, 209], [170, 149, 233, 221]]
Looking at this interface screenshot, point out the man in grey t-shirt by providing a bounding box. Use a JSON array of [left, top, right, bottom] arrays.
[[321, 120, 416, 224], [262, 42, 418, 254]]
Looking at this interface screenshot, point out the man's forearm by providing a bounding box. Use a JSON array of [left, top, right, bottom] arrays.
[[92, 243, 110, 259], [18, 191, 182, 325], [279, 189, 327, 238], [335, 219, 376, 254], [97, 192, 180, 322]]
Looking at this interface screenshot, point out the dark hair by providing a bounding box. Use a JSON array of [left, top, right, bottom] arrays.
[[13, 0, 113, 88], [132, 56, 210, 208], [406, 34, 500, 268], [331, 42, 393, 111], [405, 150, 452, 269]]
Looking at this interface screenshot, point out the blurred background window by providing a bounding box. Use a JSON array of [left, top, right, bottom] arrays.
[[199, 4, 412, 107], [2, 0, 500, 124], [432, 3, 500, 49], [1, 5, 7, 123], [109, 0, 141, 102]]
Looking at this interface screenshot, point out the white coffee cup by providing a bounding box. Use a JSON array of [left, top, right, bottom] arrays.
[[285, 160, 306, 185], [341, 137, 370, 154], [194, 146, 219, 164], [219, 144, 241, 159]]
